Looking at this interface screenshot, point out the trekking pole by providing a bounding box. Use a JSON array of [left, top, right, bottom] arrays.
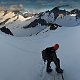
[[61, 73, 64, 80]]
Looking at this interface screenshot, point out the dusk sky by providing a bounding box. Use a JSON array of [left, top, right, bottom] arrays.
[[0, 0, 80, 12]]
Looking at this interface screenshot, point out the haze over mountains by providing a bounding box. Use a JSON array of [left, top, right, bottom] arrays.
[[0, 0, 80, 12]]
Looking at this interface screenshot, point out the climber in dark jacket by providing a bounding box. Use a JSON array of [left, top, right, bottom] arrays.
[[45, 44, 63, 73]]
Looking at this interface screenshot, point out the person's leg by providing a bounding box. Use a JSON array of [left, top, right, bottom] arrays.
[[54, 58, 63, 73], [46, 60, 52, 72], [54, 58, 60, 68]]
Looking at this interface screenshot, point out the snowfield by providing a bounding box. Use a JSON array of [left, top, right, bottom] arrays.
[[0, 25, 80, 80]]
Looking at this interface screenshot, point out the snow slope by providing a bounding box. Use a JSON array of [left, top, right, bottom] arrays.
[[0, 25, 80, 80], [55, 15, 80, 27]]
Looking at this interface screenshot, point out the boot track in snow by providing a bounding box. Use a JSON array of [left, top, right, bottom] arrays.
[[42, 69, 64, 80]]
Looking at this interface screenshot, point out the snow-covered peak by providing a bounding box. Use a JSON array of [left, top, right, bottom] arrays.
[[0, 11, 5, 17], [39, 7, 80, 27], [54, 14, 80, 27], [70, 14, 76, 16], [41, 12, 54, 23], [0, 10, 37, 24]]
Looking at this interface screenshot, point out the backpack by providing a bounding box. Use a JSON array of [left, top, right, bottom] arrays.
[[42, 49, 47, 63]]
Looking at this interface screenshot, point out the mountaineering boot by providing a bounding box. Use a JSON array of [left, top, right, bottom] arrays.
[[46, 67, 53, 73], [56, 68, 63, 73]]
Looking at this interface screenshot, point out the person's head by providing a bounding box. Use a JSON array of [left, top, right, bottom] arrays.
[[53, 44, 59, 50]]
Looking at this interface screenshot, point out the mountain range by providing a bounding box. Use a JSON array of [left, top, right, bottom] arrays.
[[0, 7, 80, 36]]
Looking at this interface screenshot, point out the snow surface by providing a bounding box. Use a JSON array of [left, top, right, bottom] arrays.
[[0, 25, 80, 80], [55, 15, 80, 27], [41, 12, 54, 23]]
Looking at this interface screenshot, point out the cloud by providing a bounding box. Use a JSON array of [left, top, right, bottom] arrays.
[[9, 4, 24, 11], [0, 0, 31, 5], [0, 0, 80, 12], [0, 6, 5, 10], [0, 4, 24, 11]]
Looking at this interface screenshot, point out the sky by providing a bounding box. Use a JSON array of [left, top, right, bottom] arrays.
[[0, 0, 80, 12]]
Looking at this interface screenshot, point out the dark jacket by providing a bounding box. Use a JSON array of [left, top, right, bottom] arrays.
[[45, 47, 58, 62]]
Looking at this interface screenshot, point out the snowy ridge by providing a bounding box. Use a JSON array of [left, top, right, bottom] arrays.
[[40, 9, 80, 27], [0, 11, 35, 24]]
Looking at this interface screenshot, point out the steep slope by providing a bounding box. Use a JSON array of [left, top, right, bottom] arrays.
[[40, 26, 80, 80], [0, 25, 80, 80]]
